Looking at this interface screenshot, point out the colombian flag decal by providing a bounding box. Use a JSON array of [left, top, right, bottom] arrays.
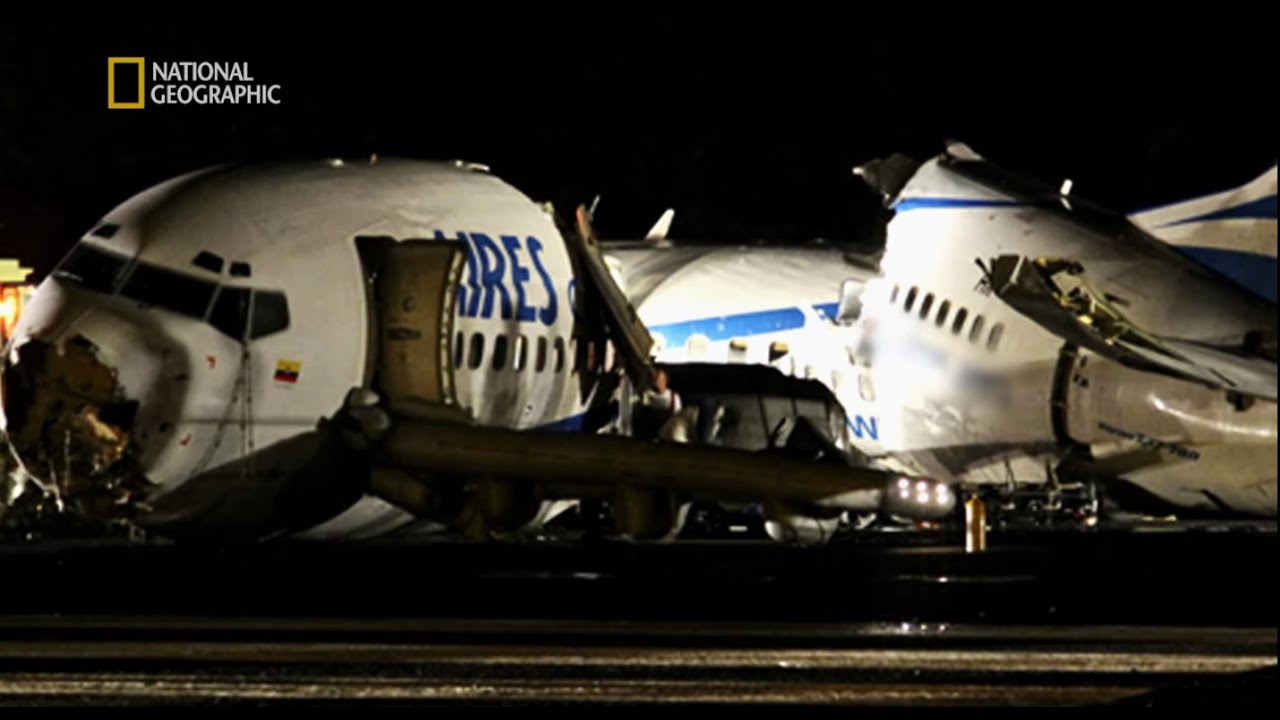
[[274, 359, 301, 384]]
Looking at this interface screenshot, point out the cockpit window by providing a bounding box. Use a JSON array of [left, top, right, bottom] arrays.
[[90, 224, 120, 239], [53, 244, 129, 294], [192, 251, 225, 275], [249, 291, 290, 339], [53, 242, 288, 342], [120, 262, 219, 319], [209, 287, 251, 340]]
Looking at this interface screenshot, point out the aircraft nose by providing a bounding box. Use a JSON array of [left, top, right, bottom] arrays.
[[2, 333, 155, 519]]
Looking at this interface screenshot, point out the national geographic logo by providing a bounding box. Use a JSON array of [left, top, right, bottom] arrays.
[[107, 58, 282, 109]]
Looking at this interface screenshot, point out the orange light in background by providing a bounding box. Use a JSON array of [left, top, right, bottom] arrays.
[[1, 285, 33, 343]]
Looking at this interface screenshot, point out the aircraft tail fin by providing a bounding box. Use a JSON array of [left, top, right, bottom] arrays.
[[1128, 164, 1277, 302]]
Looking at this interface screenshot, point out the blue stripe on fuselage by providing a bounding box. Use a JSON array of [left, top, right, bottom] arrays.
[[1177, 246, 1278, 303], [892, 197, 1027, 213], [812, 302, 839, 319], [647, 304, 836, 347]]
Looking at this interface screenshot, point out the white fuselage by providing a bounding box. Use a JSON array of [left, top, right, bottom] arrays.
[[2, 160, 600, 539], [860, 157, 1275, 516], [608, 243, 877, 446], [608, 160, 1277, 518]]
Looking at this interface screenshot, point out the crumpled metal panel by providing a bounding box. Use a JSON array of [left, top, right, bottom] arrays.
[[2, 336, 153, 524]]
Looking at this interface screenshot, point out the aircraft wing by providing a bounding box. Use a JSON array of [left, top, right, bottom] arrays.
[[338, 388, 953, 522], [985, 254, 1278, 401]]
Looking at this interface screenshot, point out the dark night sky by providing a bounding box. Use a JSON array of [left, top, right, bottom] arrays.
[[1, 11, 1274, 276]]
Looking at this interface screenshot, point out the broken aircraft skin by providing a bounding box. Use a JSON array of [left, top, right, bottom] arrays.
[[1, 428, 128, 540], [852, 145, 1276, 518], [3, 337, 152, 518]]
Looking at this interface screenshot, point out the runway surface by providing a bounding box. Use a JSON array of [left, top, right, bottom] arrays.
[[0, 527, 1275, 705], [0, 619, 1273, 706]]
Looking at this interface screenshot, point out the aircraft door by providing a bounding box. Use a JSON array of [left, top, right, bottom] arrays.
[[375, 240, 466, 410]]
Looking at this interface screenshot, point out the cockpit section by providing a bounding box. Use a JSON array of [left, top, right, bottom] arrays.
[[50, 242, 291, 342]]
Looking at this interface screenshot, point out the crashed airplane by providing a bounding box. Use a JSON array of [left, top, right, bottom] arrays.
[[608, 144, 1276, 524], [0, 158, 952, 544]]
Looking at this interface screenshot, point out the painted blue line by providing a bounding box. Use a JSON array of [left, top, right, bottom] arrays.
[[1177, 246, 1277, 303], [892, 197, 1027, 213], [647, 304, 836, 347], [811, 302, 839, 320], [1164, 194, 1278, 225]]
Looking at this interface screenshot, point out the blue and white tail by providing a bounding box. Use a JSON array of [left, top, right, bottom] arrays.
[[1129, 164, 1277, 303]]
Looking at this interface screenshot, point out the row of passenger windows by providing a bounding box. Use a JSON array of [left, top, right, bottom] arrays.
[[54, 243, 290, 342], [889, 284, 1005, 351], [453, 332, 613, 375]]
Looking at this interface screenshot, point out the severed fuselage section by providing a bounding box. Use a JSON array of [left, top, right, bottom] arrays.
[[606, 145, 1276, 525], [850, 147, 1276, 518]]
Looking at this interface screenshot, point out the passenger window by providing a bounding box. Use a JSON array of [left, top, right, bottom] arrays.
[[904, 287, 918, 313], [209, 287, 250, 340], [919, 293, 934, 320], [468, 333, 485, 370], [553, 337, 566, 373], [121, 262, 219, 319], [987, 322, 1005, 351], [492, 335, 509, 371], [952, 307, 968, 335], [889, 284, 900, 305], [535, 336, 548, 372], [453, 331, 464, 368], [229, 262, 252, 278], [249, 291, 290, 339], [769, 341, 790, 362], [969, 314, 985, 344], [936, 300, 951, 327], [513, 335, 527, 371]]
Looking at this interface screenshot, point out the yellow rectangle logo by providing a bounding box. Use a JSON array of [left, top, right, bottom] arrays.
[[108, 57, 145, 109]]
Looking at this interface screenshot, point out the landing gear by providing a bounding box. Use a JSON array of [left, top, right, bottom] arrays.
[[982, 480, 1101, 531]]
